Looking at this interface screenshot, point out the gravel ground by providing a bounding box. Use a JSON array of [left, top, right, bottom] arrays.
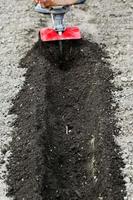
[[0, 0, 132, 199]]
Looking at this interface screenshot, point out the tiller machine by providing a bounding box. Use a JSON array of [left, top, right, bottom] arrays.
[[35, 1, 84, 53]]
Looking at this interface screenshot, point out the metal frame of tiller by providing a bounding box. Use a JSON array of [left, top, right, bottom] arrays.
[[35, 4, 81, 53]]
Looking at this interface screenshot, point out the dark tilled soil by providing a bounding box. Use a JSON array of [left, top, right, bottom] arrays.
[[7, 40, 126, 200]]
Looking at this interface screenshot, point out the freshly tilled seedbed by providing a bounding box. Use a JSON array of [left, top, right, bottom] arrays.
[[7, 40, 125, 199]]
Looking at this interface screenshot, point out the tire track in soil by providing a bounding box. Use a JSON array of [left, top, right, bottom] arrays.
[[7, 40, 126, 200]]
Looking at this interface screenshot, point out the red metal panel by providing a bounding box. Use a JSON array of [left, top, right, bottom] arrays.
[[39, 27, 81, 41]]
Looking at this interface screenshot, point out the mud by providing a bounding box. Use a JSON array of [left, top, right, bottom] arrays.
[[7, 40, 125, 200]]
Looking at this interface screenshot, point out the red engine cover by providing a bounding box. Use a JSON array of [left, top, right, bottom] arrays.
[[39, 26, 81, 42]]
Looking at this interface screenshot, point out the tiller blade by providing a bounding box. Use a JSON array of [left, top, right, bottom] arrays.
[[39, 26, 81, 42]]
